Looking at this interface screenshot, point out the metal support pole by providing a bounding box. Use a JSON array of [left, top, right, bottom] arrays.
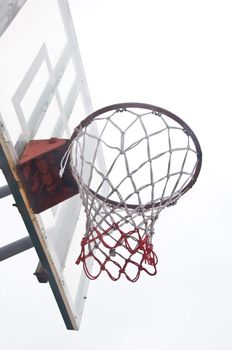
[[0, 184, 11, 198], [0, 236, 33, 261]]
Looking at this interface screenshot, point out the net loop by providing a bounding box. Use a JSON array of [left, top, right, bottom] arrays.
[[76, 223, 158, 282]]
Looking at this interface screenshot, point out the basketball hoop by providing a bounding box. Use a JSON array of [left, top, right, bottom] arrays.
[[61, 103, 202, 282]]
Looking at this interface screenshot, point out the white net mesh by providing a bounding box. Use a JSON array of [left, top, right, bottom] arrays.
[[67, 104, 201, 281]]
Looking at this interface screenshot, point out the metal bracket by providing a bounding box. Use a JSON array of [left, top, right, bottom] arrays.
[[34, 262, 49, 283]]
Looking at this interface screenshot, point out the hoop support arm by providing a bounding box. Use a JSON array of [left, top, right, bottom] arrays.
[[0, 184, 11, 199], [0, 236, 33, 262]]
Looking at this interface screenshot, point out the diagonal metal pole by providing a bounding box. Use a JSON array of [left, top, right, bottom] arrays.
[[0, 236, 33, 261], [0, 235, 49, 282], [0, 184, 11, 198], [0, 179, 48, 281]]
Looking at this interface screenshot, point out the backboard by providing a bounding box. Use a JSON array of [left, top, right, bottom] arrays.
[[0, 0, 98, 330]]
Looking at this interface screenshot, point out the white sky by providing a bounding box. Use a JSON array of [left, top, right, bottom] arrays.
[[1, 0, 232, 349]]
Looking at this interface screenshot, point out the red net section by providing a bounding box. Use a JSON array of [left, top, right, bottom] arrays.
[[76, 223, 158, 282]]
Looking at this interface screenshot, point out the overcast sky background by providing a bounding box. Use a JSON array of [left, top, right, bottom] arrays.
[[0, 0, 232, 349]]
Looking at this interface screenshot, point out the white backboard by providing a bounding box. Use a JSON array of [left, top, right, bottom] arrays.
[[0, 0, 95, 330]]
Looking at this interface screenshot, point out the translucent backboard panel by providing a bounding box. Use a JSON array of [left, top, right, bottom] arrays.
[[0, 0, 97, 330]]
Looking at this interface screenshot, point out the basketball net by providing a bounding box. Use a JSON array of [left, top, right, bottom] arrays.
[[60, 104, 201, 282]]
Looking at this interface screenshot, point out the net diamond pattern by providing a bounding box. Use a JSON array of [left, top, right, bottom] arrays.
[[69, 105, 200, 281]]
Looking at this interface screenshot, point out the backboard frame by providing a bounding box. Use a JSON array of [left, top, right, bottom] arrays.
[[0, 0, 97, 330]]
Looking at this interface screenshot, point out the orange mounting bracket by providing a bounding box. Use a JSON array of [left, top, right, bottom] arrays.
[[17, 138, 79, 213]]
